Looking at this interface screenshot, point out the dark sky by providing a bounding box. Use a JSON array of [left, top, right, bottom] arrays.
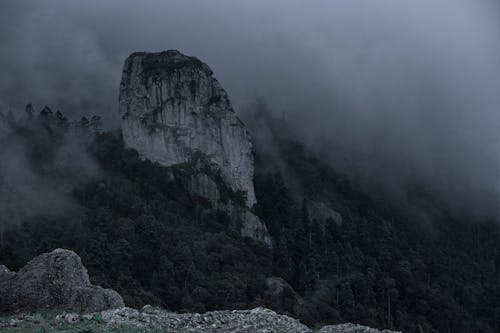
[[2, 0, 500, 219]]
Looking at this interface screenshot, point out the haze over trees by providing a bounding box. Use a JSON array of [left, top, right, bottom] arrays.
[[1, 2, 500, 333], [0, 108, 499, 333]]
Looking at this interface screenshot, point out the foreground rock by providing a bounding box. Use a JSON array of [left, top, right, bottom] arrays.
[[317, 324, 400, 333], [0, 248, 124, 313], [48, 306, 401, 333], [119, 50, 256, 207], [99, 306, 310, 333]]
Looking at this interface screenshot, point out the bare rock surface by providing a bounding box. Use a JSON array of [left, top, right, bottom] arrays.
[[119, 50, 256, 207], [93, 306, 311, 332], [184, 160, 271, 246], [0, 248, 124, 313], [317, 323, 401, 333], [118, 50, 271, 246], [0, 264, 15, 281], [44, 306, 401, 333]]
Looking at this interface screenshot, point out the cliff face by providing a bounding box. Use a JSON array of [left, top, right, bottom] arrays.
[[119, 50, 256, 207], [187, 169, 271, 246]]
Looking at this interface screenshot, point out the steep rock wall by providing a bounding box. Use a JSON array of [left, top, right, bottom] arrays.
[[119, 50, 256, 207]]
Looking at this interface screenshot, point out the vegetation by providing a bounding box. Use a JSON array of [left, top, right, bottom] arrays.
[[0, 312, 173, 333], [0, 108, 499, 333]]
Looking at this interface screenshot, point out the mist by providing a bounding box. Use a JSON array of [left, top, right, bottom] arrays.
[[0, 114, 101, 226], [1, 0, 500, 220]]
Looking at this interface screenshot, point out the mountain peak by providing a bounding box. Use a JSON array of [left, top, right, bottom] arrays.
[[119, 50, 256, 207]]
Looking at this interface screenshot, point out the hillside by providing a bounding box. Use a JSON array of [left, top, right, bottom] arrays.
[[0, 107, 499, 332], [0, 249, 398, 333]]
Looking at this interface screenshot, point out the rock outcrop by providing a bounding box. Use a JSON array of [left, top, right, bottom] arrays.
[[119, 50, 271, 246], [119, 50, 256, 207], [189, 171, 271, 245], [0, 248, 124, 313], [33, 306, 400, 333], [100, 306, 310, 333]]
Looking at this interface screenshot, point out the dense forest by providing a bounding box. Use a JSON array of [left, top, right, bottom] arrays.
[[0, 107, 499, 333]]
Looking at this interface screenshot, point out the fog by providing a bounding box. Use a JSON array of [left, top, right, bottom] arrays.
[[1, 0, 500, 220], [0, 118, 101, 225]]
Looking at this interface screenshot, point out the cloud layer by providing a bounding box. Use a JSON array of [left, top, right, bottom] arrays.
[[1, 0, 500, 219]]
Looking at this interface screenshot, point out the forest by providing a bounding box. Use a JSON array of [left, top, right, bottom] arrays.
[[0, 107, 499, 333]]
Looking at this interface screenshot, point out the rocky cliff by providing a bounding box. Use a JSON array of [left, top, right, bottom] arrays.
[[119, 50, 256, 207], [118, 50, 271, 246], [0, 249, 124, 313]]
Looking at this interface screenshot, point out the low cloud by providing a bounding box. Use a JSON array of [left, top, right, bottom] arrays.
[[1, 0, 500, 220]]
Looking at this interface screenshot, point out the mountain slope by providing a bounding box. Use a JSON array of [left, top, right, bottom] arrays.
[[0, 109, 499, 332]]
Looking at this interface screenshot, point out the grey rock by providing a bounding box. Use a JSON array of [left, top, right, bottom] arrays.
[[187, 168, 271, 246], [1, 306, 401, 333], [317, 323, 401, 333], [0, 248, 124, 313], [119, 50, 256, 207], [219, 201, 271, 246], [99, 306, 311, 333], [239, 210, 272, 246], [0, 264, 15, 281], [55, 312, 80, 323], [188, 172, 221, 207], [48, 306, 400, 333]]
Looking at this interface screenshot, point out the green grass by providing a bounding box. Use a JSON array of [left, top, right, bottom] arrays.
[[0, 312, 175, 333]]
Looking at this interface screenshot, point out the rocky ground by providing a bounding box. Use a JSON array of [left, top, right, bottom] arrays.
[[0, 306, 401, 333]]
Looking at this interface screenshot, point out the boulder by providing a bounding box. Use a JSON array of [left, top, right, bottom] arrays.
[[0, 248, 124, 313]]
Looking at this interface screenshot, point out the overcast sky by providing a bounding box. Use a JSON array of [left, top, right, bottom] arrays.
[[1, 0, 500, 219]]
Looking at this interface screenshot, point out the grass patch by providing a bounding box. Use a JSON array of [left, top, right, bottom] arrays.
[[0, 312, 174, 333]]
